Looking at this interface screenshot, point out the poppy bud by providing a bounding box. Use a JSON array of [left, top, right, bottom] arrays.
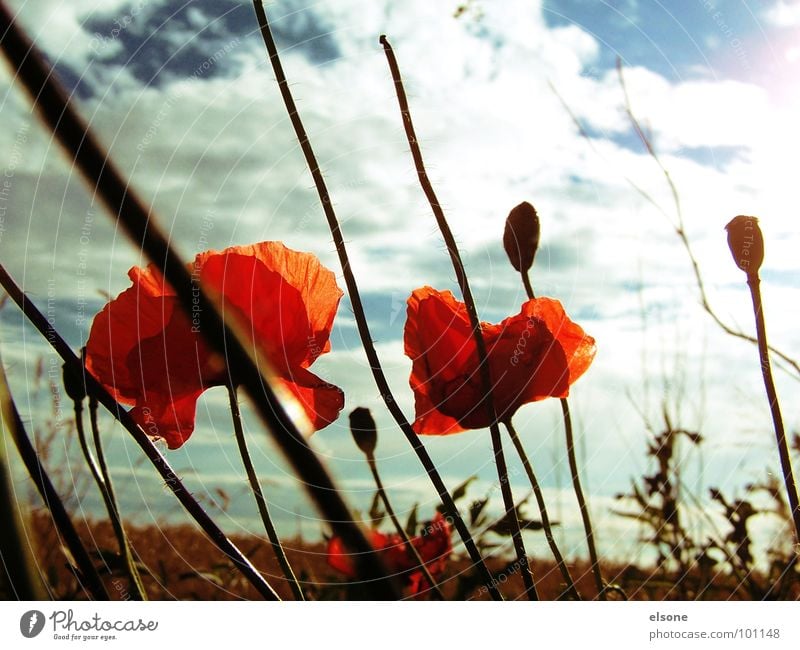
[[725, 215, 763, 276], [62, 347, 88, 403], [62, 362, 87, 403], [349, 407, 377, 457], [503, 201, 540, 272]]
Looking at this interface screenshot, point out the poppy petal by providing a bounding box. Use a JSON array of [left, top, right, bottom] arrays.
[[86, 242, 344, 449], [197, 242, 342, 369], [85, 266, 177, 403], [403, 288, 596, 434], [129, 389, 204, 450], [275, 366, 344, 432]]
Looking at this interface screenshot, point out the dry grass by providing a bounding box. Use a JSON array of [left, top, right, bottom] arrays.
[[21, 510, 797, 601]]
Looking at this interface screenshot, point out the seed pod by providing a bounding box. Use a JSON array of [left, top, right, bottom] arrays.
[[349, 407, 377, 457], [725, 215, 764, 276], [503, 201, 540, 272]]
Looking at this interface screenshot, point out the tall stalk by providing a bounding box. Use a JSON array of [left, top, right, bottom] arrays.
[[0, 264, 280, 600], [0, 349, 108, 599], [0, 385, 46, 599], [72, 395, 146, 600], [0, 3, 395, 598], [227, 384, 305, 600], [503, 419, 580, 599], [724, 216, 800, 543], [380, 35, 537, 599], [745, 274, 800, 542], [350, 407, 444, 600], [251, 0, 500, 600], [518, 267, 605, 598]]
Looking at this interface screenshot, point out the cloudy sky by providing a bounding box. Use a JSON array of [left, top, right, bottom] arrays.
[[1, 0, 798, 562]]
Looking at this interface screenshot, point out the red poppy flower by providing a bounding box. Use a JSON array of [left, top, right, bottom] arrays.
[[85, 242, 344, 449], [327, 513, 452, 596], [404, 287, 596, 435]]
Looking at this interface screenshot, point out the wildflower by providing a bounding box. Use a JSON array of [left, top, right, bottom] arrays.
[[85, 242, 344, 448], [327, 513, 451, 596], [403, 287, 595, 434]]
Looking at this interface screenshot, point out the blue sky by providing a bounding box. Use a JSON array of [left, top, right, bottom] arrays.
[[1, 0, 798, 563]]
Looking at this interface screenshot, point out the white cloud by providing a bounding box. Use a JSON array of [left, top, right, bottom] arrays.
[[765, 0, 800, 27], [2, 0, 797, 559]]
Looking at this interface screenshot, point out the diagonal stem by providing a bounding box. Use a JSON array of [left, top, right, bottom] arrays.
[[560, 398, 605, 599], [381, 34, 537, 600], [0, 389, 47, 599], [613, 61, 800, 381], [0, 349, 109, 600], [0, 265, 280, 600], [0, 3, 395, 598], [520, 268, 605, 598], [503, 418, 581, 599], [251, 1, 500, 600], [227, 383, 305, 600], [74, 399, 147, 600], [88, 397, 148, 599], [366, 455, 444, 600], [747, 274, 800, 543]]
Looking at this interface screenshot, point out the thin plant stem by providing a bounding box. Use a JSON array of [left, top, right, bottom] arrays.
[[227, 383, 305, 601], [88, 397, 148, 599], [0, 6, 396, 598], [746, 274, 800, 543], [74, 399, 147, 600], [560, 399, 605, 599], [503, 419, 581, 600], [0, 349, 109, 600], [251, 0, 500, 600], [380, 34, 537, 600], [0, 398, 47, 599], [366, 455, 444, 600], [521, 270, 535, 302], [0, 265, 280, 601], [519, 268, 606, 598], [614, 62, 800, 381], [549, 76, 799, 380]]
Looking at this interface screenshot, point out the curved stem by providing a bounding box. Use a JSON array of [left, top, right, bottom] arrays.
[[0, 351, 108, 600], [381, 34, 536, 600], [0, 4, 395, 598], [613, 61, 800, 381], [88, 398, 147, 599], [521, 270, 535, 301], [367, 455, 444, 600], [747, 274, 800, 543], [0, 265, 280, 601], [76, 400, 146, 600], [0, 393, 46, 598], [503, 419, 580, 599], [227, 384, 303, 600], [251, 1, 499, 600]]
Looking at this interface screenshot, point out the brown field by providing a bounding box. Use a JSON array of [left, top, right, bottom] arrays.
[[18, 510, 797, 601]]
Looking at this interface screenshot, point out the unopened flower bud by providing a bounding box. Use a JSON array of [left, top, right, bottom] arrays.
[[62, 362, 87, 403], [725, 215, 763, 276], [349, 407, 377, 457], [62, 347, 89, 403], [503, 201, 540, 272]]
